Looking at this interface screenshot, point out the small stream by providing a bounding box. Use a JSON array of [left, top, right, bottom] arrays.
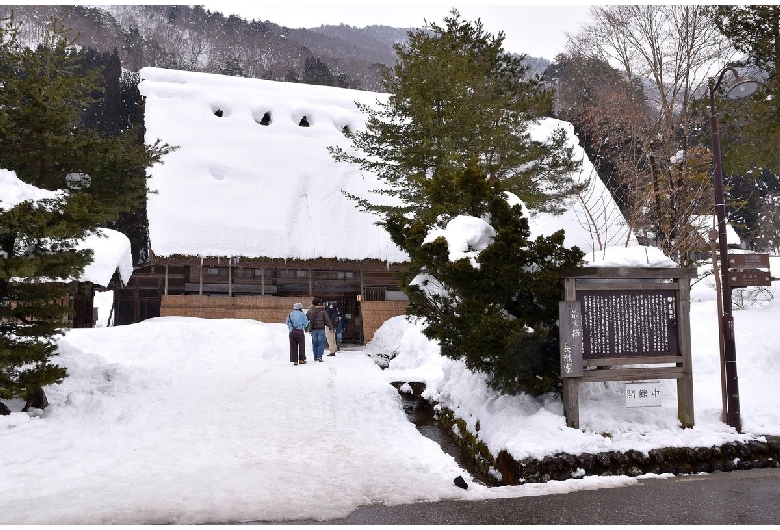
[[394, 383, 496, 487]]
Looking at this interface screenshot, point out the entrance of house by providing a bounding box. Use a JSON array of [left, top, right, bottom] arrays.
[[321, 296, 361, 344]]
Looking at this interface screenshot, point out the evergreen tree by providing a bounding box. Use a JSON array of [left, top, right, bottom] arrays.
[[220, 55, 244, 77], [708, 6, 780, 247], [284, 69, 300, 83], [302, 56, 335, 87], [399, 163, 583, 395], [332, 10, 583, 220], [80, 47, 124, 136], [0, 16, 172, 407], [333, 10, 584, 395], [708, 6, 780, 173]]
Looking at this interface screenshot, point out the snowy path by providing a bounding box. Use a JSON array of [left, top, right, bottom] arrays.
[[0, 316, 677, 524], [0, 318, 475, 524]]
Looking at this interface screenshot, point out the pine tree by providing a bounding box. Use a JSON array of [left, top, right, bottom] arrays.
[[399, 163, 583, 395], [302, 56, 335, 87], [708, 6, 780, 173], [0, 16, 172, 407], [333, 10, 585, 395], [332, 9, 584, 223]]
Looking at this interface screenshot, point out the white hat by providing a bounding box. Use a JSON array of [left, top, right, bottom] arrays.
[[293, 302, 303, 310]]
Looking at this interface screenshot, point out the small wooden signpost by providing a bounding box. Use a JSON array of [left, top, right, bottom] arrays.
[[729, 269, 772, 288], [726, 253, 772, 288], [559, 267, 697, 429], [727, 253, 770, 269]]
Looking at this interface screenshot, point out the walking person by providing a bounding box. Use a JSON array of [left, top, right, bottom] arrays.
[[325, 302, 339, 356], [286, 302, 309, 365], [334, 303, 344, 352], [306, 297, 333, 362]]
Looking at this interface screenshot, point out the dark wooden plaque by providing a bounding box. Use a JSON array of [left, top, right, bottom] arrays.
[[576, 290, 679, 359]]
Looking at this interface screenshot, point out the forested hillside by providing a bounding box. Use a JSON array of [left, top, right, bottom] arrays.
[[0, 5, 550, 90], [0, 5, 404, 90]]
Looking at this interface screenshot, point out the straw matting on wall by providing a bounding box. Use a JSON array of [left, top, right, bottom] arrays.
[[361, 300, 409, 342], [160, 295, 409, 343], [160, 295, 304, 324]]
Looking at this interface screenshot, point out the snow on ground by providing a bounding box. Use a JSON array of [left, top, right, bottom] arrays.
[[1, 250, 779, 524]]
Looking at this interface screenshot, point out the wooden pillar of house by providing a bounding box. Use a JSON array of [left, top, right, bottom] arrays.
[[199, 257, 203, 295], [134, 280, 140, 324], [228, 256, 233, 297], [308, 269, 312, 296], [261, 267, 265, 296], [164, 264, 169, 296]]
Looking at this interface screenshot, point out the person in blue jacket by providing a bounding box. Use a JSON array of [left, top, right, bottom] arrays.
[[306, 297, 334, 362], [286, 302, 309, 365]]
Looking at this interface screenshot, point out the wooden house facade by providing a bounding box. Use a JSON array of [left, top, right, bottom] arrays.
[[112, 68, 641, 342], [111, 68, 414, 342], [115, 258, 409, 343]]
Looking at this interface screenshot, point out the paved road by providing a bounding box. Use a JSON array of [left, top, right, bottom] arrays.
[[269, 467, 780, 525]]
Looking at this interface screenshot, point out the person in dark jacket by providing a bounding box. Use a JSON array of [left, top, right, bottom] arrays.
[[325, 302, 340, 355], [306, 297, 333, 362], [286, 302, 309, 365]]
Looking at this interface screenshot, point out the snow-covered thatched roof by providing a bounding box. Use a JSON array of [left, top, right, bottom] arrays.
[[138, 67, 635, 263]]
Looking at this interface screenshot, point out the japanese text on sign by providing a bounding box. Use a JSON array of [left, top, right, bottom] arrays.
[[559, 301, 583, 377], [578, 290, 679, 359], [625, 382, 663, 407]]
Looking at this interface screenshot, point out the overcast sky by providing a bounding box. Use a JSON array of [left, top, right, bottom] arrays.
[[199, 3, 594, 60]]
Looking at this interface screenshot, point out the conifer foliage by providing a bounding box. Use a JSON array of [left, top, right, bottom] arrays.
[[0, 16, 171, 407], [333, 11, 584, 395]]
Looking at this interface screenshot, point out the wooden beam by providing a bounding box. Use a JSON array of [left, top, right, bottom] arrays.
[[559, 267, 698, 279]]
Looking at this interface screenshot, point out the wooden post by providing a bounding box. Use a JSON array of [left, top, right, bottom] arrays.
[[199, 257, 203, 295], [228, 257, 232, 297], [133, 280, 140, 324], [677, 277, 695, 428], [562, 278, 580, 428], [164, 263, 169, 296], [563, 378, 580, 428]]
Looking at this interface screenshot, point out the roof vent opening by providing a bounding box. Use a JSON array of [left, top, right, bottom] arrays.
[[252, 108, 272, 126], [299, 115, 310, 127], [210, 103, 230, 117]]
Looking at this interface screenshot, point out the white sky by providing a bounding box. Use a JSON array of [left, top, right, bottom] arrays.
[[199, 3, 594, 60]]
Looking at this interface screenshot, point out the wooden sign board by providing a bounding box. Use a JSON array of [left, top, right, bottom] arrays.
[[730, 269, 772, 287], [559, 301, 583, 378], [728, 253, 770, 269], [576, 290, 679, 358]]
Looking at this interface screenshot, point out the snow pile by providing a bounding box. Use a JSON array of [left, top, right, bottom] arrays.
[[423, 215, 496, 268], [0, 170, 132, 286]]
